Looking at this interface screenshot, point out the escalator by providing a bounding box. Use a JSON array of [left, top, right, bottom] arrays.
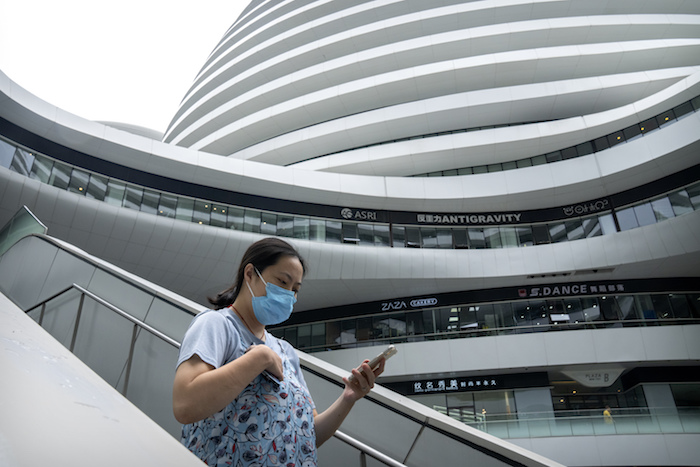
[[0, 232, 563, 467]]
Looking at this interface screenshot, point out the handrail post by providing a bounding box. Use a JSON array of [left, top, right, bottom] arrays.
[[38, 302, 46, 326], [69, 293, 86, 352], [123, 324, 139, 397], [360, 451, 367, 467]]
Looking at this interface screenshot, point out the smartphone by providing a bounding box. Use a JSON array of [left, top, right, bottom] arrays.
[[348, 344, 397, 383]]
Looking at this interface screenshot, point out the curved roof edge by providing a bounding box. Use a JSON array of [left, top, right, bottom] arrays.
[[1, 69, 698, 213]]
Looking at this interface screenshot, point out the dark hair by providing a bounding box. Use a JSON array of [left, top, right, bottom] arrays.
[[208, 237, 307, 309]]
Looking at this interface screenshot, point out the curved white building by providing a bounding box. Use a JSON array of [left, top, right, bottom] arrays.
[[1, 1, 700, 466]]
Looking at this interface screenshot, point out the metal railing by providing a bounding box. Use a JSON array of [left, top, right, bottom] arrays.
[[23, 283, 407, 467], [458, 407, 700, 438], [296, 317, 700, 353]]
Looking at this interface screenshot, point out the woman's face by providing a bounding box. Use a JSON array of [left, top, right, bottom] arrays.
[[251, 255, 304, 298]]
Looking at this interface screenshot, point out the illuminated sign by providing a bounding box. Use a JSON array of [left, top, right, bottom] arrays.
[[411, 376, 501, 394], [341, 208, 378, 221], [417, 213, 522, 225]]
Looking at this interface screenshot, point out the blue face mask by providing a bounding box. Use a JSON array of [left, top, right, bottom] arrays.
[[246, 267, 297, 325]]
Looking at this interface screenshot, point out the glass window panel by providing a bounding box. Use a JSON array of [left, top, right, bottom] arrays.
[[548, 223, 567, 243], [309, 219, 326, 242], [392, 225, 406, 247], [668, 189, 694, 216], [532, 224, 550, 244], [616, 296, 640, 320], [10, 148, 35, 176], [636, 294, 656, 320], [276, 215, 294, 237], [30, 155, 53, 183], [598, 213, 617, 235], [260, 212, 276, 234], [86, 173, 108, 201], [531, 155, 546, 166], [651, 294, 673, 319], [516, 159, 532, 168], [453, 229, 469, 249], [67, 168, 90, 195], [687, 183, 700, 209], [457, 167, 474, 175], [311, 323, 325, 349], [443, 169, 458, 176], [325, 220, 342, 243], [593, 136, 609, 152], [193, 200, 211, 225], [0, 139, 14, 168], [516, 226, 533, 246], [564, 298, 584, 324], [175, 197, 194, 222], [141, 189, 160, 215], [499, 226, 518, 248], [633, 203, 656, 227], [656, 109, 675, 127], [639, 117, 659, 134], [358, 223, 374, 245], [104, 180, 126, 207], [575, 141, 594, 157], [692, 95, 700, 111], [373, 224, 390, 246], [123, 185, 143, 210], [616, 207, 638, 231], [561, 147, 577, 160], [210, 204, 228, 227], [487, 163, 502, 173], [622, 124, 642, 142], [158, 193, 177, 218], [565, 219, 584, 241], [294, 217, 310, 239], [502, 161, 517, 171], [243, 209, 261, 232], [582, 217, 602, 238], [297, 325, 311, 349], [650, 197, 674, 222], [545, 151, 562, 163], [227, 207, 244, 230], [672, 101, 694, 120], [668, 294, 691, 319], [48, 161, 71, 190], [468, 228, 485, 249], [421, 228, 437, 248], [436, 228, 452, 248], [581, 298, 601, 322], [406, 227, 421, 248], [484, 227, 501, 248], [342, 222, 359, 243], [607, 131, 625, 148], [473, 165, 488, 174]]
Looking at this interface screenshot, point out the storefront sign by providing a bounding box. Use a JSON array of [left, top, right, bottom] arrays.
[[411, 376, 501, 394], [562, 368, 624, 388], [520, 283, 626, 298], [341, 208, 378, 221], [416, 213, 522, 225], [563, 198, 610, 217]]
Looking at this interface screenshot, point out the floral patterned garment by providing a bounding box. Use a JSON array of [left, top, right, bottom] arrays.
[[181, 341, 317, 466]]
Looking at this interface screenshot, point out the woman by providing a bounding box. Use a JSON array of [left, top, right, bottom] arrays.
[[173, 237, 384, 466]]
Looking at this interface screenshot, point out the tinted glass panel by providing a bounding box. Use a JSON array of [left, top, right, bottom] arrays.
[[294, 217, 310, 239], [48, 162, 71, 190], [244, 210, 261, 232], [158, 193, 177, 218], [309, 219, 326, 242], [86, 174, 108, 201], [123, 186, 143, 210], [650, 197, 674, 222], [68, 169, 90, 195], [227, 207, 244, 230], [325, 221, 341, 243], [105, 180, 126, 207], [211, 204, 228, 227], [141, 189, 159, 215], [616, 207, 638, 231], [668, 190, 694, 216], [175, 197, 194, 222], [261, 212, 277, 234], [30, 156, 53, 183], [633, 203, 656, 227]]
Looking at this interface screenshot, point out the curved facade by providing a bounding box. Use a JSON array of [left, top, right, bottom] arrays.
[[1, 1, 700, 466]]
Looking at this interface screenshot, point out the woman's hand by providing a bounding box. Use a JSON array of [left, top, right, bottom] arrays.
[[245, 344, 284, 381], [342, 358, 386, 402]]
